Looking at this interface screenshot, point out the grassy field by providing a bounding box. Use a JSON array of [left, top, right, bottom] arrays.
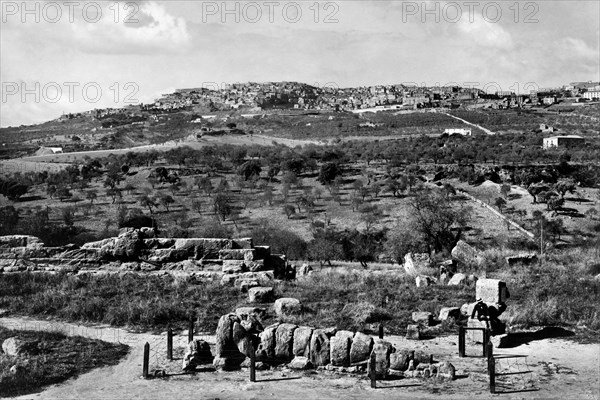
[[0, 325, 128, 397]]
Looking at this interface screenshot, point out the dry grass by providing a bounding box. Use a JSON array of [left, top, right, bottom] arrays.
[[0, 326, 128, 397]]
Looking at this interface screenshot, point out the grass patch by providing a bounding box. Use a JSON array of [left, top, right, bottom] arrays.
[[0, 326, 128, 397]]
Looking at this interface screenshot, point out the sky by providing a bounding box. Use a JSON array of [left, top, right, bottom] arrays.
[[1, 0, 599, 127]]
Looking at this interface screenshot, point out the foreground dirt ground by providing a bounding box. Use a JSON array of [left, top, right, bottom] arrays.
[[1, 315, 598, 400]]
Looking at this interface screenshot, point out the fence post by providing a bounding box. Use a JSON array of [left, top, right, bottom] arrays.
[[188, 317, 194, 344], [369, 351, 377, 388], [249, 339, 256, 383], [487, 340, 495, 394], [378, 324, 384, 339], [167, 328, 173, 361], [143, 342, 150, 379], [483, 329, 489, 357], [458, 326, 465, 357]]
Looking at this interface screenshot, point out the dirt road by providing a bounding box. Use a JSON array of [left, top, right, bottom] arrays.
[[1, 315, 598, 400]]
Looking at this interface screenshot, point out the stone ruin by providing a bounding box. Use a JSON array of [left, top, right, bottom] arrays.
[[0, 229, 288, 283], [182, 311, 456, 381]]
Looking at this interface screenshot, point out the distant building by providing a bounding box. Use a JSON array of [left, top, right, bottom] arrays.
[[542, 96, 556, 105], [539, 124, 555, 133], [543, 135, 585, 149], [444, 128, 472, 136], [35, 146, 63, 156], [582, 90, 600, 100]]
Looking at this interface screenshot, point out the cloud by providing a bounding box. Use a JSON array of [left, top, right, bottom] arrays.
[[69, 1, 191, 55]]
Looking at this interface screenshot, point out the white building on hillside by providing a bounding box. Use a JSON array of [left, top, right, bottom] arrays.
[[444, 128, 472, 136]]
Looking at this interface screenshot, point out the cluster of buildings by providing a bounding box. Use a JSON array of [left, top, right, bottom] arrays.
[[148, 82, 484, 112]]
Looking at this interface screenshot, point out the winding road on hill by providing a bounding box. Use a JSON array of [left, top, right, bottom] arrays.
[[1, 314, 598, 399]]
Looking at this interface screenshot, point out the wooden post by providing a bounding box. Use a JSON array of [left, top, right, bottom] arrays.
[[188, 317, 194, 344], [458, 326, 465, 357], [378, 324, 384, 339], [143, 342, 150, 379], [482, 329, 489, 357], [249, 340, 256, 383], [167, 328, 173, 361], [369, 351, 377, 389], [487, 341, 495, 394]]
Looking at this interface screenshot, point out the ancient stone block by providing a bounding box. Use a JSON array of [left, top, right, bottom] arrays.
[[439, 307, 461, 321], [0, 235, 43, 248], [222, 260, 246, 274], [219, 249, 256, 261], [448, 273, 467, 286], [274, 298, 302, 316], [438, 361, 456, 380], [451, 240, 483, 266], [232, 238, 253, 249], [390, 350, 410, 371], [330, 330, 354, 366], [182, 339, 213, 371], [476, 278, 508, 303], [406, 324, 421, 340], [274, 323, 297, 360], [256, 324, 278, 361], [288, 356, 313, 370], [349, 331, 373, 364], [412, 311, 433, 326], [309, 328, 334, 367], [292, 326, 313, 357], [371, 339, 395, 378], [248, 287, 274, 303]]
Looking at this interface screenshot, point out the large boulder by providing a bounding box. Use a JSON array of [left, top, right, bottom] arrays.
[[274, 298, 302, 316], [182, 340, 213, 371], [451, 240, 483, 267], [309, 328, 336, 367], [330, 330, 354, 366], [274, 323, 297, 360], [349, 332, 373, 364], [248, 287, 274, 303], [292, 326, 313, 357]]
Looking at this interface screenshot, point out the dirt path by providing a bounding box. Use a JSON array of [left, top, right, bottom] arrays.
[[443, 113, 497, 135], [1, 316, 598, 400]]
